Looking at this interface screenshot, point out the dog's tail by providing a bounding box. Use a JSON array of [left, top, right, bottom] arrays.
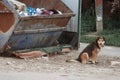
[[66, 59, 79, 63]]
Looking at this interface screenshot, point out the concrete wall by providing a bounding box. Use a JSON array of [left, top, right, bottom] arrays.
[[62, 0, 79, 32]]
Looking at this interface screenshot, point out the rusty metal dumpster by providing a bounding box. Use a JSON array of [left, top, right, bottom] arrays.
[[0, 0, 77, 53]]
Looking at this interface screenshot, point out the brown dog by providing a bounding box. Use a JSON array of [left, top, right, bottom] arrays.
[[66, 36, 105, 64], [77, 36, 105, 64]]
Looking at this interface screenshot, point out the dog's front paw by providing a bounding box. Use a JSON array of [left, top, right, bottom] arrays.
[[95, 61, 99, 65]]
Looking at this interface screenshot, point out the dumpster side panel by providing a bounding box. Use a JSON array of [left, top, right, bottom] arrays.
[[0, 1, 19, 52], [8, 31, 62, 50], [9, 17, 68, 50], [18, 17, 71, 28], [1, 0, 78, 51]]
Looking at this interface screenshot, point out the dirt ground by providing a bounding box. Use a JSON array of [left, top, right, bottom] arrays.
[[0, 43, 120, 80]]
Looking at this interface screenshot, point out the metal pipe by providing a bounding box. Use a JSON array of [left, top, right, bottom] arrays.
[[77, 0, 82, 48]]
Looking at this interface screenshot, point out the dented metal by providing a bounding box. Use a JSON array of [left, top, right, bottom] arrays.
[[0, 0, 77, 53]]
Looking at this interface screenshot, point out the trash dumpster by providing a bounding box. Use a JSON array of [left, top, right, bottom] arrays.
[[0, 0, 78, 53]]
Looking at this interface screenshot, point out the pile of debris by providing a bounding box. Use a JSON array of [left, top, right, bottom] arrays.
[[8, 0, 62, 17], [1, 44, 71, 59]]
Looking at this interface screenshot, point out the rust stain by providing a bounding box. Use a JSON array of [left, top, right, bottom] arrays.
[[20, 17, 70, 27], [96, 0, 102, 6], [0, 2, 15, 33], [0, 13, 15, 33]]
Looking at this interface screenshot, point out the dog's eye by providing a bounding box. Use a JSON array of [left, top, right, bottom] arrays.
[[100, 39, 104, 41]]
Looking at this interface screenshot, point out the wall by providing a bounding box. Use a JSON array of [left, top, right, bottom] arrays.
[[62, 0, 79, 32]]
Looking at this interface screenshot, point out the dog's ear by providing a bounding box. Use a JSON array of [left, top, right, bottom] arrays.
[[100, 36, 106, 41], [95, 37, 100, 42], [102, 36, 106, 41]]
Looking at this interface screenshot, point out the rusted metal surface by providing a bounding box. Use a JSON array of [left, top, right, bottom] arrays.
[[0, 2, 13, 33], [8, 31, 62, 50], [0, 0, 19, 52], [18, 16, 72, 27], [0, 0, 76, 52]]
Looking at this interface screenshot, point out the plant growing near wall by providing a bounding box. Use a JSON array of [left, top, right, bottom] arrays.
[[81, 0, 96, 34]]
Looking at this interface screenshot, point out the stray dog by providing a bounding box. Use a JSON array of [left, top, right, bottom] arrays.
[[66, 36, 105, 64]]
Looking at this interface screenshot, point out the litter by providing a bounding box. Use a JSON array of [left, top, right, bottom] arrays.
[[111, 61, 120, 66], [2, 45, 72, 59], [12, 51, 47, 59], [8, 0, 62, 17]]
